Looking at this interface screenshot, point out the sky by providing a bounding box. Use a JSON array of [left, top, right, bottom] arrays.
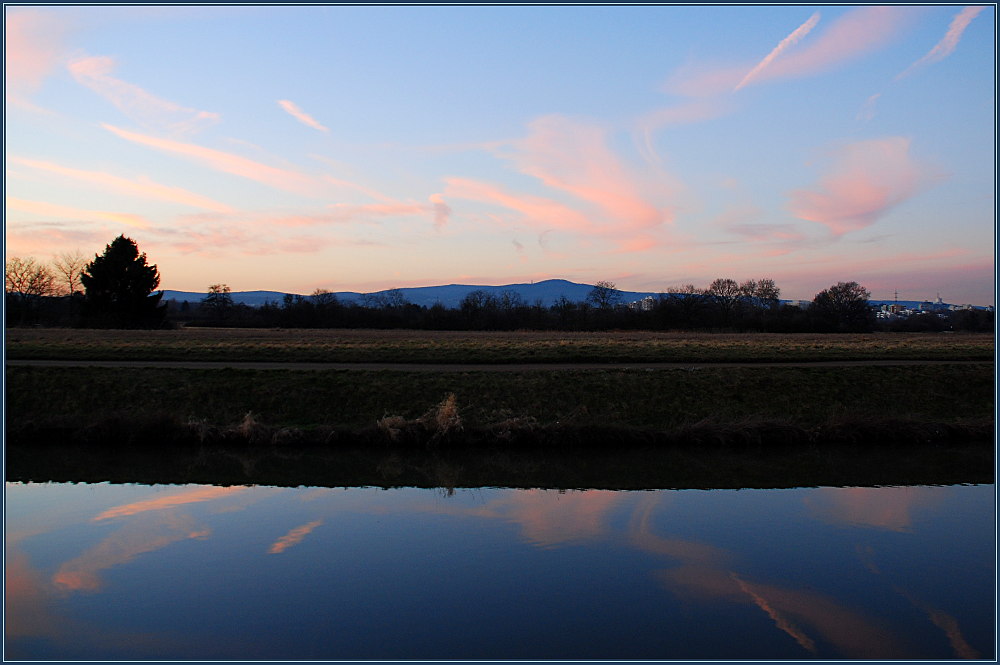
[[5, 4, 996, 304]]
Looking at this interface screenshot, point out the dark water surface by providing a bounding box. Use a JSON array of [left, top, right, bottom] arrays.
[[5, 481, 994, 660]]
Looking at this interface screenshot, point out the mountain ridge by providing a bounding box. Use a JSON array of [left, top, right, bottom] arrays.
[[160, 279, 656, 309], [160, 279, 983, 310]]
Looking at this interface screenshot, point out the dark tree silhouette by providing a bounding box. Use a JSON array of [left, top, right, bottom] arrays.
[[811, 281, 875, 332], [201, 284, 234, 322], [587, 280, 622, 309], [707, 278, 741, 325], [81, 235, 166, 328]]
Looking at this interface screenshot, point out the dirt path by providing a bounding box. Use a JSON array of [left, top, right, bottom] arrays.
[[5, 359, 992, 371]]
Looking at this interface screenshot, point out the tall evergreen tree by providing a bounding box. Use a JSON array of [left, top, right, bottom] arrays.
[[81, 235, 166, 328]]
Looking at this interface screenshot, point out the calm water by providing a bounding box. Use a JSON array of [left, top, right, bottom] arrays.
[[5, 481, 994, 660]]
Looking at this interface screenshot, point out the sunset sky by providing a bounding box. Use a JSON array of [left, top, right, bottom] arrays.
[[5, 5, 995, 304]]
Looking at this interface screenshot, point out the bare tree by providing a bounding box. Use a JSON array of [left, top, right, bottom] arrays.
[[707, 277, 741, 323], [52, 250, 87, 296], [5, 256, 56, 324], [587, 280, 622, 309], [740, 277, 780, 310], [5, 256, 56, 301]]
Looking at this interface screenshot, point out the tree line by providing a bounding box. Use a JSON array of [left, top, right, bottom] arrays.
[[6, 236, 993, 333]]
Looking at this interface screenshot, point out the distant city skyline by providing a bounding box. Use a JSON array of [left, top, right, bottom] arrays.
[[5, 5, 996, 305]]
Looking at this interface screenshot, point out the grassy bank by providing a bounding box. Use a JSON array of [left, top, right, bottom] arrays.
[[5, 328, 995, 363], [7, 363, 994, 448]]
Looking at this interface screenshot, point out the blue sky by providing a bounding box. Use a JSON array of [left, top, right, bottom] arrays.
[[5, 5, 995, 304]]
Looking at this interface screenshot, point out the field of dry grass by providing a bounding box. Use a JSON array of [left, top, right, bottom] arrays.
[[5, 327, 994, 363]]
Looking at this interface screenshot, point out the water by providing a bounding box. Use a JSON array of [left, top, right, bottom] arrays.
[[5, 482, 994, 660]]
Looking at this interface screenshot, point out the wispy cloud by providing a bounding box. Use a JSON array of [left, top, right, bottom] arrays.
[[278, 99, 329, 133], [5, 9, 69, 111], [895, 6, 985, 80], [506, 115, 668, 231], [763, 7, 916, 80], [103, 124, 322, 197], [735, 12, 821, 91], [666, 7, 915, 97], [788, 138, 944, 236], [8, 156, 235, 213], [444, 177, 593, 233], [856, 93, 882, 123], [6, 196, 150, 229], [69, 55, 220, 136], [634, 99, 730, 166], [428, 193, 451, 229], [322, 173, 398, 205]]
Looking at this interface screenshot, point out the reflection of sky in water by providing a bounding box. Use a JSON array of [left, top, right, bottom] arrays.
[[5, 482, 994, 660]]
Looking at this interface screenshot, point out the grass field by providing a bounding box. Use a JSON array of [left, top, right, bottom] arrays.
[[5, 327, 995, 363], [6, 327, 994, 453], [7, 362, 994, 445]]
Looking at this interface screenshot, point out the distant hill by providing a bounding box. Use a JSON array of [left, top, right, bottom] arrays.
[[160, 279, 663, 309], [160, 280, 985, 311]]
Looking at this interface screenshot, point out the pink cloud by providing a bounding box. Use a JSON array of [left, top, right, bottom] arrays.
[[5, 9, 69, 111], [6, 196, 150, 229], [428, 193, 451, 229], [612, 236, 658, 254], [69, 55, 220, 136], [278, 99, 329, 133], [896, 6, 986, 80], [727, 223, 807, 245], [762, 7, 917, 81], [322, 174, 398, 205], [735, 12, 821, 90], [788, 138, 944, 236], [4, 224, 114, 257], [444, 176, 594, 232], [103, 124, 322, 197], [508, 115, 668, 231], [156, 222, 340, 257], [8, 156, 235, 213]]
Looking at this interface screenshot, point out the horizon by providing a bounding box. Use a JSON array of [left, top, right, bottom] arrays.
[[6, 5, 996, 305], [157, 276, 992, 308]]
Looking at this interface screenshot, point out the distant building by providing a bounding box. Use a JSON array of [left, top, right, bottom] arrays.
[[629, 296, 657, 311]]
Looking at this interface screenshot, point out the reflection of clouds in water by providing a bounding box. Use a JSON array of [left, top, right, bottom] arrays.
[[468, 489, 624, 548], [899, 591, 981, 660], [53, 512, 210, 591], [731, 573, 817, 654], [856, 543, 981, 659], [6, 549, 63, 640], [94, 485, 249, 521], [631, 492, 913, 659], [804, 486, 942, 532], [268, 520, 323, 554]]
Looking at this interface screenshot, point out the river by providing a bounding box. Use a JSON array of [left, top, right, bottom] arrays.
[[5, 480, 994, 660]]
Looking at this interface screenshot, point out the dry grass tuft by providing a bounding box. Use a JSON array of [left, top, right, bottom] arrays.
[[376, 393, 463, 445], [233, 411, 273, 445], [420, 393, 462, 435]]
